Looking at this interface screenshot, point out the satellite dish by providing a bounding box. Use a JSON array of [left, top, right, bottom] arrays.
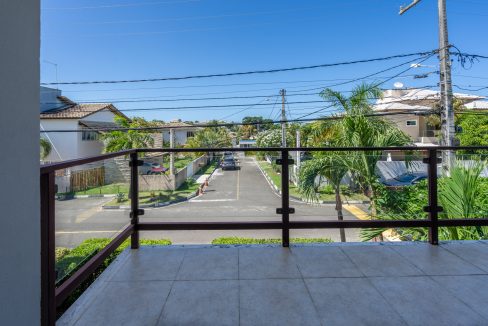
[[393, 82, 404, 89]]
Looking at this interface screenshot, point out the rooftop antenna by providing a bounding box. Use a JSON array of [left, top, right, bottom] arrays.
[[43, 60, 59, 90]]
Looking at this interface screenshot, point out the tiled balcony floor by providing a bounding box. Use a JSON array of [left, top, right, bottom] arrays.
[[58, 241, 488, 326]]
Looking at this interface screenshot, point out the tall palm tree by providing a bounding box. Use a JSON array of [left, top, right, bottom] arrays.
[[299, 154, 348, 242], [40, 138, 52, 160], [299, 83, 412, 241], [320, 84, 412, 207]]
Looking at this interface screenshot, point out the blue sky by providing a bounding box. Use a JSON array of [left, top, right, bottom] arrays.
[[41, 0, 488, 122]]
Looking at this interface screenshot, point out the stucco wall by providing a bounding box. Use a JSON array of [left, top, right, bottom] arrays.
[[40, 119, 79, 161], [162, 129, 191, 145], [0, 1, 40, 324], [80, 109, 117, 123]]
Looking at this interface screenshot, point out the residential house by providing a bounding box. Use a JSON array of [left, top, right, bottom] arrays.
[[238, 139, 257, 148], [160, 120, 200, 146], [40, 87, 128, 162], [374, 88, 484, 146]]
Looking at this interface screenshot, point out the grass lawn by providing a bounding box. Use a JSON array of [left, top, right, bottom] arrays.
[[73, 183, 129, 196], [198, 160, 219, 175], [71, 158, 215, 197], [257, 161, 368, 202], [162, 155, 195, 171], [103, 180, 201, 206]]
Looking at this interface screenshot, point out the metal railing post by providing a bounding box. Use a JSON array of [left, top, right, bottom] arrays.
[[280, 150, 291, 247], [129, 152, 142, 249], [424, 149, 441, 245], [40, 172, 56, 326]]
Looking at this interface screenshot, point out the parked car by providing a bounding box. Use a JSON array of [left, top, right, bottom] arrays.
[[381, 172, 427, 187], [139, 162, 168, 175], [221, 158, 238, 170]]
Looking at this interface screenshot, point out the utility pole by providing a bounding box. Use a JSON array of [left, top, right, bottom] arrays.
[[399, 0, 455, 172], [280, 89, 287, 147], [438, 0, 455, 172], [169, 128, 175, 175], [296, 129, 301, 184]]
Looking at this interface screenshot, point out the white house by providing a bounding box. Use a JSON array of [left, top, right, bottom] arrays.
[[160, 120, 199, 146], [374, 88, 484, 146], [40, 87, 128, 162]]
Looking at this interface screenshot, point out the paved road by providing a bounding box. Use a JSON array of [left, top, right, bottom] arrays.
[[56, 156, 362, 247]]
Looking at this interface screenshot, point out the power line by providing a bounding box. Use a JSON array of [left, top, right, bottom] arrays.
[[45, 71, 438, 94], [288, 54, 432, 94], [40, 49, 439, 85], [218, 96, 275, 120], [39, 111, 438, 133]]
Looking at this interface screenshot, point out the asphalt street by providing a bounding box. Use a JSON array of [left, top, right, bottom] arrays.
[[56, 156, 363, 247]]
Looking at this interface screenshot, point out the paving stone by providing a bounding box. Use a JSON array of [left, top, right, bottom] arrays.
[[240, 279, 321, 326], [157, 280, 239, 326], [306, 278, 407, 326], [370, 276, 487, 326]]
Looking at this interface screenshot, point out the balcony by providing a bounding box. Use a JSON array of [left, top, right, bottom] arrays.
[[57, 242, 488, 325], [41, 146, 488, 325]]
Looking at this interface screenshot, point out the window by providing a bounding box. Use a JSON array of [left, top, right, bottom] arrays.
[[82, 130, 99, 141], [406, 120, 417, 126], [186, 131, 195, 138]]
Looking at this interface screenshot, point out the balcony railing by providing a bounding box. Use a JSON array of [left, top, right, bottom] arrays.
[[40, 146, 488, 325]]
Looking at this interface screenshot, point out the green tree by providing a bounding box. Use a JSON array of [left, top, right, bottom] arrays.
[[362, 162, 488, 242], [256, 128, 295, 159], [299, 154, 348, 242], [40, 138, 52, 160], [319, 84, 412, 203], [101, 116, 154, 153], [298, 83, 411, 241], [185, 126, 232, 157], [439, 162, 488, 240], [457, 114, 488, 150]]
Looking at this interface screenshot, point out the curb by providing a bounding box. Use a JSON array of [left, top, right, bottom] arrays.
[[256, 160, 370, 206], [102, 190, 199, 210], [102, 161, 219, 210]]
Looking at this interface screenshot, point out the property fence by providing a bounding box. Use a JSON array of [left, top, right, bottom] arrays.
[[69, 167, 105, 192], [40, 146, 488, 325]]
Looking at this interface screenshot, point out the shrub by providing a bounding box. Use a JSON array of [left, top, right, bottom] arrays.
[[321, 185, 335, 195], [340, 184, 352, 196], [115, 192, 126, 203]]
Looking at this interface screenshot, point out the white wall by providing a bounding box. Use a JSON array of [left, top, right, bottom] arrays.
[[40, 119, 79, 161], [41, 109, 119, 162], [77, 109, 119, 158], [81, 109, 117, 123], [0, 1, 40, 325], [163, 129, 192, 145]]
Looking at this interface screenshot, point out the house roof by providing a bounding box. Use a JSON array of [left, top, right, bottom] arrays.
[[464, 100, 488, 110], [78, 120, 120, 130], [376, 88, 484, 107], [157, 121, 195, 128], [374, 102, 432, 112], [40, 96, 128, 120]]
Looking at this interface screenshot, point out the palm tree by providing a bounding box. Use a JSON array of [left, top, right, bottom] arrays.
[[299, 154, 348, 242], [299, 83, 412, 241], [185, 127, 232, 158], [320, 84, 412, 209], [40, 138, 52, 160], [439, 161, 488, 240], [101, 116, 154, 153]]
